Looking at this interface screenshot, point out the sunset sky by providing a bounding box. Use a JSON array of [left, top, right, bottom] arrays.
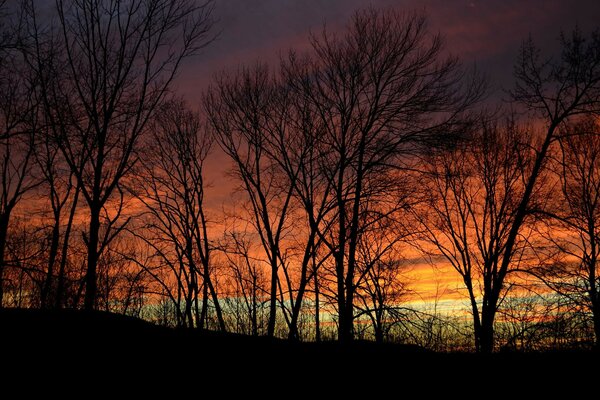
[[178, 0, 600, 200], [3, 0, 598, 349], [165, 0, 600, 307], [176, 0, 600, 101]]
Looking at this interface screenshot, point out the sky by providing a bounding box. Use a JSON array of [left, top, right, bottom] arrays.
[[170, 0, 600, 304], [175, 0, 600, 102], [176, 0, 600, 202]]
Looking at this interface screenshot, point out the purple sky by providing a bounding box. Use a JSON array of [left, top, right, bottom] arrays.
[[175, 0, 600, 204], [175, 0, 600, 103]]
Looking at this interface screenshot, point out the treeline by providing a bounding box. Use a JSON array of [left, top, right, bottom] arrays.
[[1, 1, 599, 353]]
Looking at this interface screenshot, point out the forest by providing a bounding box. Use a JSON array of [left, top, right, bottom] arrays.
[[1, 0, 600, 355]]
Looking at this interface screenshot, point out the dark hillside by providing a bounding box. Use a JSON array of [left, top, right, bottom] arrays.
[[0, 308, 596, 396]]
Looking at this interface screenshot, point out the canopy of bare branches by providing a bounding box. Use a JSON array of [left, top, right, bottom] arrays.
[[0, 3, 599, 353]]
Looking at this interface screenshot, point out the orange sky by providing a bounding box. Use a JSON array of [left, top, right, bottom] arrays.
[[14, 0, 600, 316], [180, 0, 600, 220]]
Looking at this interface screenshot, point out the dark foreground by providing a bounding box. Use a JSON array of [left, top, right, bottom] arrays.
[[0, 309, 597, 395]]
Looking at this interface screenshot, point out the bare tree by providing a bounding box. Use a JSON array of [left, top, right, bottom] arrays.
[[3, 218, 46, 307], [206, 8, 481, 342], [354, 219, 410, 343], [34, 120, 81, 309], [263, 62, 334, 340], [30, 0, 215, 310], [0, 3, 39, 306], [283, 8, 482, 342], [495, 288, 555, 351], [16, 0, 83, 309], [534, 117, 600, 347], [131, 99, 225, 330], [205, 65, 296, 337], [220, 229, 270, 336], [417, 118, 538, 352], [454, 26, 600, 352]]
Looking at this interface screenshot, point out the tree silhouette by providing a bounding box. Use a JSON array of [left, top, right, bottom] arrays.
[[284, 8, 482, 342], [535, 117, 600, 348], [354, 218, 410, 343], [484, 27, 600, 352], [205, 65, 295, 337], [0, 2, 40, 306], [417, 118, 537, 352], [131, 99, 225, 330], [1, 2, 600, 354], [29, 0, 215, 310]]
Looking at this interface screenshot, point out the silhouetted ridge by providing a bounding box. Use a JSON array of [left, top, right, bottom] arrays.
[[0, 308, 597, 396]]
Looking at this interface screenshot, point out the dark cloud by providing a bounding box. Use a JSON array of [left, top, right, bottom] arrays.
[[183, 0, 600, 206], [175, 0, 600, 101]]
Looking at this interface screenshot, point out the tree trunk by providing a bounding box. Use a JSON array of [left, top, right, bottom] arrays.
[[472, 318, 482, 353], [340, 290, 355, 343], [205, 271, 226, 332], [342, 142, 365, 344], [267, 255, 278, 337], [83, 205, 100, 311], [185, 273, 195, 328], [592, 298, 600, 349], [200, 279, 208, 329], [193, 272, 201, 328], [0, 212, 10, 308], [288, 232, 315, 340], [374, 307, 384, 344], [466, 281, 482, 352], [336, 249, 350, 342], [314, 270, 321, 343], [176, 269, 184, 327], [56, 185, 79, 309], [288, 289, 305, 340], [41, 218, 60, 308], [480, 304, 496, 353], [251, 272, 258, 336], [375, 324, 384, 344]]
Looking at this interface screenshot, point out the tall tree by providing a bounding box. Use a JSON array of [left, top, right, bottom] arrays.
[[205, 65, 295, 337], [266, 59, 334, 340], [473, 27, 600, 352], [417, 118, 537, 352], [0, 2, 39, 306], [31, 0, 215, 310], [34, 124, 78, 309], [132, 99, 225, 330], [535, 117, 600, 347], [284, 8, 482, 342]]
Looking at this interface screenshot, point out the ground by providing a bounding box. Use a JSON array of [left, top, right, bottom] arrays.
[[0, 308, 596, 396]]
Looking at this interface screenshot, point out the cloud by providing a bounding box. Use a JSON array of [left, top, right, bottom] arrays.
[[181, 0, 600, 241], [175, 0, 600, 102]]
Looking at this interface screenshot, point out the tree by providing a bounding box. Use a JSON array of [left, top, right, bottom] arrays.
[[353, 218, 410, 343], [0, 2, 39, 306], [283, 8, 482, 342], [34, 115, 80, 309], [265, 59, 334, 341], [417, 118, 538, 352], [467, 26, 600, 352], [535, 117, 600, 347], [205, 65, 296, 337], [221, 229, 270, 336], [30, 0, 215, 310], [18, 0, 83, 309], [131, 99, 225, 330], [495, 289, 555, 351], [2, 218, 46, 307]]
